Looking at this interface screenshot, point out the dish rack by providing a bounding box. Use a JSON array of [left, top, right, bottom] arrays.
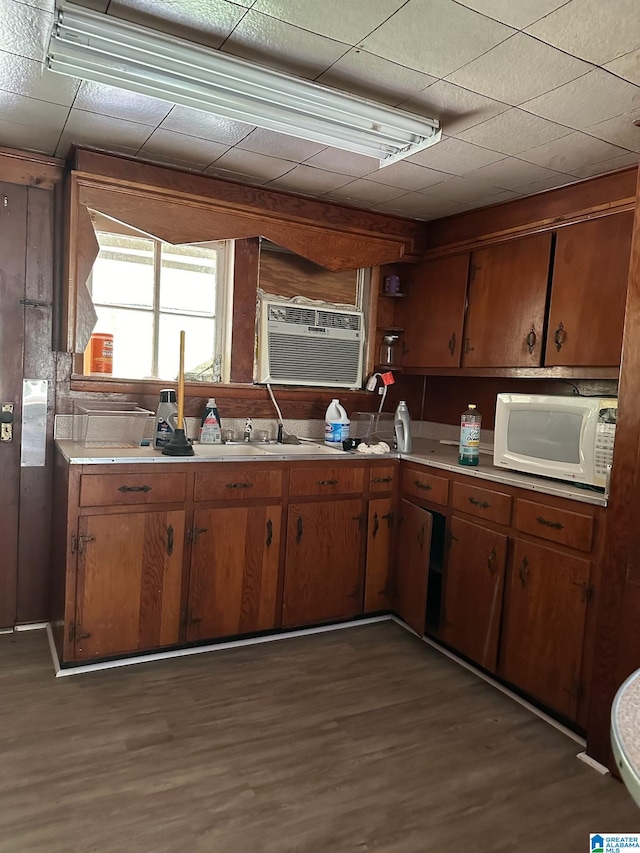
[[73, 400, 153, 447]]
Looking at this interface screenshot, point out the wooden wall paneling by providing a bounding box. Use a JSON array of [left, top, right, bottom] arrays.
[[17, 187, 57, 623], [230, 238, 260, 384], [587, 167, 640, 768], [0, 147, 63, 190], [0, 182, 27, 627], [258, 247, 358, 305]]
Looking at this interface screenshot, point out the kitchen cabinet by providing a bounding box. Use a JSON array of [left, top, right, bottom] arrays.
[[544, 213, 633, 367], [73, 509, 185, 660], [463, 234, 552, 367], [364, 497, 394, 612], [441, 516, 507, 673], [394, 498, 433, 635]]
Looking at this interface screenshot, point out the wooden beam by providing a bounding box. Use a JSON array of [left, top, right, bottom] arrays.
[[0, 147, 63, 189]]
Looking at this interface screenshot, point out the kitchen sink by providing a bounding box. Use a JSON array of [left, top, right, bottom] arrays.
[[192, 444, 269, 457], [261, 442, 343, 455]]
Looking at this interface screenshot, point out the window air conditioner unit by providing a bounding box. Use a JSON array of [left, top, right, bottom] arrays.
[[256, 298, 364, 389]]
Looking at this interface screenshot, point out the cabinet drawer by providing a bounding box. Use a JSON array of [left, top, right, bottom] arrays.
[[452, 481, 512, 526], [80, 472, 187, 507], [369, 465, 396, 492], [289, 467, 365, 496], [402, 468, 449, 506], [515, 499, 594, 552], [194, 466, 282, 501]]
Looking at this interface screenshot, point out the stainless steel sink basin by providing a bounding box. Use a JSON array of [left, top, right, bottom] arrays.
[[192, 444, 269, 457], [261, 442, 342, 455]]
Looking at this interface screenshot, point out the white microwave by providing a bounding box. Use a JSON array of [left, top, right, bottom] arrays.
[[493, 393, 617, 488]]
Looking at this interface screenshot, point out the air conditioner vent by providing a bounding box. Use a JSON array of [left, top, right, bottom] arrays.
[[317, 311, 362, 332], [268, 304, 316, 326]]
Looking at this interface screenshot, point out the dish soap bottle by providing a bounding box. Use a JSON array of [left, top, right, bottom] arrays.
[[325, 399, 350, 447], [394, 400, 412, 453], [459, 403, 481, 466], [200, 398, 222, 444], [154, 389, 178, 450]]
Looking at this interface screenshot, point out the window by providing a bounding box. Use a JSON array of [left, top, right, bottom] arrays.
[[87, 231, 232, 382]]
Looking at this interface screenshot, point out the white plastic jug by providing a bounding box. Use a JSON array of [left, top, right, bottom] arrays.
[[325, 399, 350, 447]]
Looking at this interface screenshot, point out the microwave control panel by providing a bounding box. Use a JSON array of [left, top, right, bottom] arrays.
[[595, 400, 617, 479]]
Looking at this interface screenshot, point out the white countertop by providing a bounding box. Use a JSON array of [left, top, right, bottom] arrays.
[[612, 670, 640, 808], [55, 437, 607, 507]]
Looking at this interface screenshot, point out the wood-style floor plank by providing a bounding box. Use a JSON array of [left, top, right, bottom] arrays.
[[0, 623, 637, 852]]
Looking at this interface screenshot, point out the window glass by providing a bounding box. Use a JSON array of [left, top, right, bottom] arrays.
[[160, 244, 217, 315], [93, 307, 154, 379], [91, 234, 154, 309], [158, 314, 217, 382]]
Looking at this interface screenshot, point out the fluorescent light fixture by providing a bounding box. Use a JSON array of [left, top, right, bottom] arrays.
[[46, 2, 442, 167]]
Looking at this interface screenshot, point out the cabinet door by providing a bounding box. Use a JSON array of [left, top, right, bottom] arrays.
[[500, 538, 591, 720], [282, 499, 363, 628], [464, 233, 551, 367], [441, 516, 507, 672], [394, 499, 432, 635], [186, 505, 281, 641], [364, 497, 394, 612], [545, 214, 633, 366], [74, 510, 185, 659], [397, 254, 469, 367]]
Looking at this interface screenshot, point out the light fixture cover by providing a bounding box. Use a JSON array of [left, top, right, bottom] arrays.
[[46, 2, 442, 166]]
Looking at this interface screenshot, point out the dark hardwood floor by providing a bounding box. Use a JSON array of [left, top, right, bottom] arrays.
[[0, 622, 637, 852]]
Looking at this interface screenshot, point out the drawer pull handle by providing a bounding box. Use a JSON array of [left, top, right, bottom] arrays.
[[372, 476, 393, 483], [266, 519, 273, 547], [316, 479, 338, 486], [536, 515, 564, 530], [448, 331, 456, 357], [519, 556, 529, 588], [415, 480, 432, 491], [225, 482, 253, 489], [118, 484, 152, 493], [554, 321, 566, 352], [296, 516, 303, 543], [190, 526, 208, 544], [418, 523, 426, 550], [526, 326, 537, 355], [166, 524, 174, 556], [468, 497, 490, 509], [487, 547, 497, 575], [372, 512, 379, 538]]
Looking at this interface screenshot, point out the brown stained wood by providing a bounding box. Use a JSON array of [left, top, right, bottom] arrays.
[[0, 182, 27, 628], [515, 498, 594, 552], [79, 472, 187, 507], [545, 214, 634, 367], [258, 246, 358, 305], [230, 237, 260, 383], [72, 201, 99, 354], [369, 464, 396, 492], [463, 233, 552, 367], [451, 481, 512, 526], [288, 466, 366, 497], [500, 538, 591, 721], [442, 516, 507, 672], [282, 498, 363, 627], [394, 499, 432, 635], [193, 466, 282, 502], [396, 254, 469, 368], [364, 497, 394, 612], [404, 366, 620, 379], [401, 465, 449, 506], [186, 505, 281, 641], [74, 510, 184, 659], [0, 147, 63, 189]]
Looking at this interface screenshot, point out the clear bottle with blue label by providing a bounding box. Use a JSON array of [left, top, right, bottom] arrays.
[[325, 399, 350, 447], [459, 403, 481, 466]]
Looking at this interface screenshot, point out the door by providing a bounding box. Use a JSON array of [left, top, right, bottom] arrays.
[[463, 233, 551, 367], [545, 214, 633, 367], [364, 497, 394, 612], [73, 510, 185, 659], [394, 499, 432, 635], [397, 254, 469, 367], [282, 499, 363, 628], [441, 516, 507, 672], [186, 505, 281, 641], [500, 538, 591, 720]]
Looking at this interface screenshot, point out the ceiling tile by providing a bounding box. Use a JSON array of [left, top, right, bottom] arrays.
[[522, 69, 640, 131], [0, 118, 62, 155], [424, 176, 511, 203], [0, 90, 69, 129], [302, 148, 379, 178], [55, 109, 153, 155], [251, 0, 402, 45], [458, 109, 573, 155], [571, 152, 640, 179], [511, 173, 575, 193], [407, 137, 506, 174], [370, 193, 465, 220], [107, 0, 246, 49], [207, 148, 296, 182], [446, 34, 591, 106], [138, 129, 229, 167], [357, 0, 515, 79], [136, 151, 210, 172], [451, 0, 570, 29], [317, 50, 436, 107], [363, 160, 450, 191], [453, 188, 522, 210], [238, 128, 326, 160], [0, 51, 79, 106], [203, 166, 270, 186], [320, 178, 408, 204], [399, 80, 509, 135], [0, 0, 52, 61], [606, 50, 640, 87], [222, 10, 348, 79], [526, 0, 640, 65], [467, 157, 566, 190], [160, 108, 253, 146], [266, 164, 353, 195], [74, 81, 173, 126], [518, 131, 629, 172], [585, 111, 640, 153]]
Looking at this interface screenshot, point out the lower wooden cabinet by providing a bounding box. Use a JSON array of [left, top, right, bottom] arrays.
[[394, 499, 433, 635], [73, 509, 185, 659], [185, 505, 281, 641], [364, 497, 394, 612], [441, 516, 507, 672]]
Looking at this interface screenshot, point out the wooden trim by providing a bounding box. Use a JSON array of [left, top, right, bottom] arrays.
[[402, 366, 620, 380], [0, 147, 63, 189], [230, 238, 260, 383]]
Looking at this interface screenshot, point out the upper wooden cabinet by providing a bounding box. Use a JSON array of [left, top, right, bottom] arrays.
[[545, 214, 633, 367], [463, 233, 552, 368]]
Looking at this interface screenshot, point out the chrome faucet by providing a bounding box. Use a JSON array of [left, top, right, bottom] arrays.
[[243, 418, 253, 443]]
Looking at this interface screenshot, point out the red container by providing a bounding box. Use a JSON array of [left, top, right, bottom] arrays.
[[84, 332, 114, 375]]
